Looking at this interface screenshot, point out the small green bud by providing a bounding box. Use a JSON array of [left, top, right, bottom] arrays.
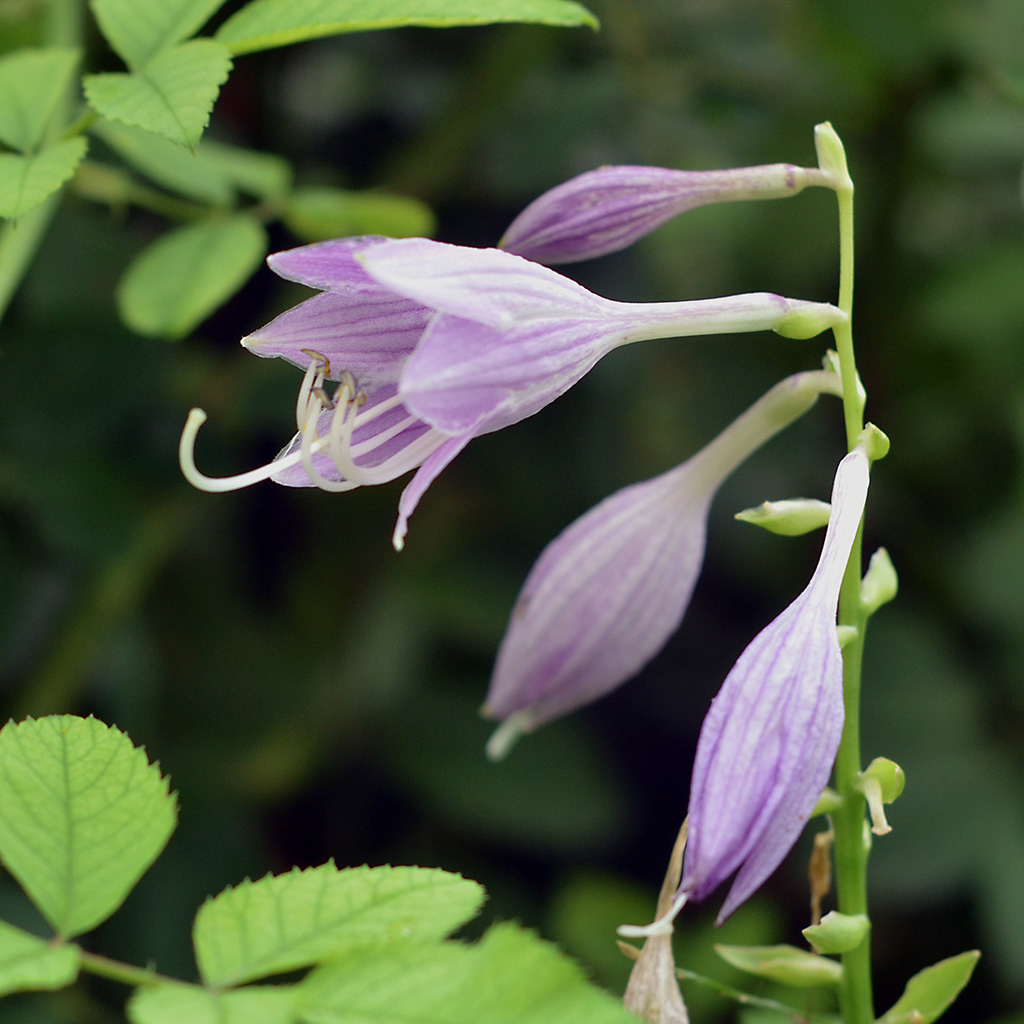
[[715, 944, 843, 988], [735, 498, 831, 536], [814, 122, 854, 193], [836, 625, 858, 649], [811, 787, 842, 817], [861, 547, 898, 617], [774, 304, 847, 340], [855, 423, 890, 462], [857, 757, 905, 835], [803, 912, 871, 955]]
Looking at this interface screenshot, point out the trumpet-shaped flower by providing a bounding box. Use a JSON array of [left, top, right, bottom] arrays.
[[619, 448, 870, 938], [500, 163, 829, 265], [484, 370, 841, 759], [181, 236, 844, 548]]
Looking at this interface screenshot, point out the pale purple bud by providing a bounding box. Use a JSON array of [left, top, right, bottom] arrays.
[[501, 164, 828, 264], [680, 448, 870, 923], [483, 371, 841, 759]]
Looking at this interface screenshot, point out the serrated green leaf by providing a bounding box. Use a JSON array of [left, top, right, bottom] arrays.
[[297, 921, 635, 1024], [714, 944, 843, 987], [0, 920, 80, 996], [90, 0, 230, 69], [282, 186, 434, 243], [0, 47, 80, 152], [216, 0, 598, 56], [196, 863, 485, 988], [877, 950, 980, 1024], [128, 981, 298, 1024], [84, 39, 232, 149], [0, 716, 177, 938], [117, 215, 266, 337], [0, 138, 87, 219]]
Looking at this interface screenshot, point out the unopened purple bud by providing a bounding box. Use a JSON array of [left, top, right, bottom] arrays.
[[680, 448, 870, 922], [501, 164, 828, 264]]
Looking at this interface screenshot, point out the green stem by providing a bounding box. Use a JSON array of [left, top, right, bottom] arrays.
[[822, 130, 875, 1024], [78, 950, 172, 988]]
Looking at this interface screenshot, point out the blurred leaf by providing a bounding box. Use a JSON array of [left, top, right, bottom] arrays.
[[713, 944, 842, 988], [92, 121, 292, 205], [128, 982, 297, 1024], [0, 921, 79, 996], [0, 47, 80, 153], [216, 0, 598, 56], [0, 716, 177, 937], [90, 0, 230, 69], [877, 950, 980, 1024], [282, 186, 435, 243], [117, 215, 266, 338], [297, 921, 635, 1024], [194, 864, 485, 987], [0, 138, 87, 219], [83, 39, 232, 149]]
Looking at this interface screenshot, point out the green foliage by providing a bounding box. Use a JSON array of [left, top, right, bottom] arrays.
[[0, 716, 176, 938], [116, 215, 267, 338], [215, 0, 598, 55], [296, 921, 634, 1024], [283, 186, 436, 243], [0, 920, 79, 997], [714, 944, 843, 988], [0, 47, 80, 153], [90, 0, 229, 69], [83, 40, 233, 149], [0, 139, 88, 219], [128, 983, 299, 1024], [194, 863, 485, 987], [876, 951, 981, 1024]]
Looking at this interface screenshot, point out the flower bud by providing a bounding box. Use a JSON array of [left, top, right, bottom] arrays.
[[803, 912, 871, 955], [861, 547, 898, 617], [734, 498, 831, 536]]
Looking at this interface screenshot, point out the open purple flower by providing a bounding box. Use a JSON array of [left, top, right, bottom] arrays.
[[501, 163, 829, 265], [483, 370, 841, 759], [620, 447, 871, 938], [180, 236, 843, 548]]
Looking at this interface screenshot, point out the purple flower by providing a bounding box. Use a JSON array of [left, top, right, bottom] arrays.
[[681, 448, 870, 923], [619, 448, 870, 938], [483, 371, 841, 759], [501, 164, 828, 265], [180, 236, 843, 548]]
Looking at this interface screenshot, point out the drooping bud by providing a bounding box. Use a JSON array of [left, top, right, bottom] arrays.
[[735, 498, 832, 536], [857, 757, 905, 836]]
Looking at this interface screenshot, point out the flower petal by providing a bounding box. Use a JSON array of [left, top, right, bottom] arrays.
[[501, 164, 824, 265], [266, 236, 389, 291]]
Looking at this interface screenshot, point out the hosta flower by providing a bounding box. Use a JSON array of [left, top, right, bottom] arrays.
[[181, 236, 844, 548], [622, 448, 871, 938], [483, 370, 841, 759], [501, 163, 829, 265]]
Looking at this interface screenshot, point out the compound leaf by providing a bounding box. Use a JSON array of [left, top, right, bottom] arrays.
[[90, 0, 229, 69], [0, 716, 177, 938], [216, 0, 598, 56], [195, 863, 485, 988], [297, 921, 636, 1024], [0, 138, 88, 219], [117, 215, 266, 337], [84, 39, 231, 149], [0, 47, 80, 153], [0, 920, 79, 997], [128, 981, 297, 1024]]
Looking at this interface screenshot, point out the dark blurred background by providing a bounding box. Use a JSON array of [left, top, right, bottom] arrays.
[[2, 0, 1024, 1020]]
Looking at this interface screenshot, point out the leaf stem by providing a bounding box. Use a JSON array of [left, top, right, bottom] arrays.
[[78, 950, 171, 988]]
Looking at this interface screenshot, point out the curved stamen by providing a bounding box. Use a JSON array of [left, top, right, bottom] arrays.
[[300, 391, 356, 493], [296, 352, 329, 432], [180, 408, 356, 493]]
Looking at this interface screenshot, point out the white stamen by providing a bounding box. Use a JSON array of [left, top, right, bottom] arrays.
[[295, 353, 329, 431], [616, 891, 689, 939], [485, 710, 535, 761], [300, 393, 354, 493]]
